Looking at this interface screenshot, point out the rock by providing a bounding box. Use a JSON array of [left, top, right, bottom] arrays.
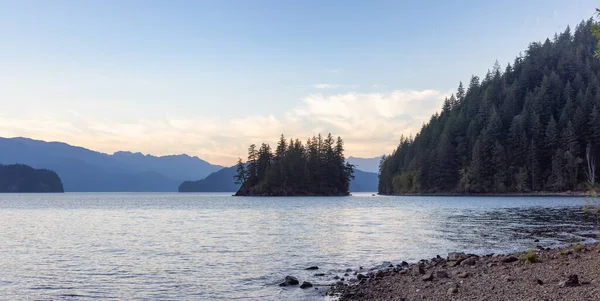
[[436, 271, 449, 279], [279, 276, 299, 286], [487, 263, 498, 268], [457, 272, 469, 279], [399, 269, 408, 275], [581, 280, 591, 285], [336, 281, 344, 285], [502, 256, 519, 263], [375, 270, 385, 278], [460, 257, 477, 266], [359, 266, 364, 270], [412, 265, 425, 275], [448, 252, 468, 261], [340, 277, 345, 281], [300, 281, 313, 289], [305, 266, 319, 270], [344, 273, 349, 276], [333, 275, 340, 280], [401, 261, 409, 267], [422, 272, 434, 281], [504, 276, 514, 282], [447, 261, 460, 267], [447, 287, 458, 296], [536, 278, 544, 285], [558, 274, 580, 287], [534, 239, 540, 242], [357, 273, 367, 281], [346, 268, 353, 272], [314, 273, 326, 277]]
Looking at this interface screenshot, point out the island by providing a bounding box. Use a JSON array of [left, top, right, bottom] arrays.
[[234, 134, 355, 196], [0, 164, 64, 193]]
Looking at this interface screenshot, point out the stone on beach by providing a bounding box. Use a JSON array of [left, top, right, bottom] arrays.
[[279, 276, 299, 286], [300, 281, 313, 289]]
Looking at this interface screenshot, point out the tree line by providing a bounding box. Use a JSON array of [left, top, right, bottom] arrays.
[[379, 20, 600, 194], [234, 134, 355, 196], [0, 164, 64, 193]]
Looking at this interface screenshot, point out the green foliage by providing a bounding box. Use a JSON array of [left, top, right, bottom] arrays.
[[0, 164, 64, 193], [235, 134, 354, 196], [572, 244, 584, 253], [593, 9, 600, 57], [379, 20, 600, 194], [519, 250, 539, 264]]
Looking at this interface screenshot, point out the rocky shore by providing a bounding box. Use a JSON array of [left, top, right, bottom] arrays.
[[327, 243, 600, 300]]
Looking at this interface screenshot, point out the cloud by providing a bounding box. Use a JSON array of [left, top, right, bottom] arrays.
[[0, 89, 450, 166], [312, 84, 359, 89]]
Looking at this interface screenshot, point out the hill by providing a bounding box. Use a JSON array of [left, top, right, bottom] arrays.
[[0, 137, 222, 192], [379, 20, 600, 194], [347, 156, 383, 173], [0, 164, 64, 193]]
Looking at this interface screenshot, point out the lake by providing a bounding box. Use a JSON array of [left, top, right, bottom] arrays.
[[0, 193, 597, 300]]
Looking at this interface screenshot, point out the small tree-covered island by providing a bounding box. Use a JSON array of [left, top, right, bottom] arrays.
[[0, 164, 64, 193], [234, 134, 355, 196]]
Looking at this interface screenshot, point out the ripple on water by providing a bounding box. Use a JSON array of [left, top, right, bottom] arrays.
[[0, 193, 596, 300]]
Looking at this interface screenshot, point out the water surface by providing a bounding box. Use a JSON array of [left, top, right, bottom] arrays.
[[0, 193, 596, 300]]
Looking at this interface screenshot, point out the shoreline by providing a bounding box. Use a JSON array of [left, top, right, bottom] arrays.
[[376, 191, 592, 197], [327, 241, 600, 300]]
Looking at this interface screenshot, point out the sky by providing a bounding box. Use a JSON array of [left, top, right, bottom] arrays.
[[0, 0, 597, 166]]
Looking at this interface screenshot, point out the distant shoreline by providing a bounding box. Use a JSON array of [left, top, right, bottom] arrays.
[[377, 191, 591, 197]]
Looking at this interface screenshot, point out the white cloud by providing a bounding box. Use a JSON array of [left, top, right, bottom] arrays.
[[312, 84, 359, 89], [0, 89, 450, 166]]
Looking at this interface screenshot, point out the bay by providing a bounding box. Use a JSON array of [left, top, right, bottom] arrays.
[[0, 193, 596, 300]]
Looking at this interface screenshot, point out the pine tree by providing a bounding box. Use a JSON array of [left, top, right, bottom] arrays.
[[233, 158, 247, 185]]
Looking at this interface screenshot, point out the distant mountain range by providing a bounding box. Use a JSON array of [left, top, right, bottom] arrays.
[[0, 137, 222, 192], [179, 166, 379, 193], [0, 137, 380, 192], [347, 156, 383, 174]]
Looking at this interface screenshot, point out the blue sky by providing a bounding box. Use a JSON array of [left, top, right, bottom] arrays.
[[0, 0, 596, 165]]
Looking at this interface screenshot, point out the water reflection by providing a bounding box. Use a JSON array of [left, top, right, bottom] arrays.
[[0, 193, 596, 300]]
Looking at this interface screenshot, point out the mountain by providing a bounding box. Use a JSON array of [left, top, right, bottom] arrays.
[[350, 169, 379, 192], [179, 166, 240, 192], [0, 164, 64, 193], [347, 156, 383, 173], [179, 166, 379, 193], [111, 151, 222, 182], [379, 20, 600, 194], [0, 137, 222, 192]]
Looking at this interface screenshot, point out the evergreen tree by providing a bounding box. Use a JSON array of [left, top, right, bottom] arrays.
[[378, 21, 600, 194], [233, 158, 247, 185]]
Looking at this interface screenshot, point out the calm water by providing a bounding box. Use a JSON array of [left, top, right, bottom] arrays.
[[0, 193, 597, 300]]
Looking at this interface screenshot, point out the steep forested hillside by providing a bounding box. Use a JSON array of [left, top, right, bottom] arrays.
[[0, 164, 64, 193], [379, 20, 600, 194]]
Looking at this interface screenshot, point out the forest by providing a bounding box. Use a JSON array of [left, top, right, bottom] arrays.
[[379, 19, 600, 194], [234, 134, 355, 196], [0, 164, 64, 193]]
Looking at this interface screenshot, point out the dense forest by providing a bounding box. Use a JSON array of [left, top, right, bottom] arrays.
[[0, 164, 64, 193], [379, 20, 600, 194], [234, 134, 355, 196]]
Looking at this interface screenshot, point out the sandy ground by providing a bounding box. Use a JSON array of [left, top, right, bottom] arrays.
[[327, 244, 600, 301]]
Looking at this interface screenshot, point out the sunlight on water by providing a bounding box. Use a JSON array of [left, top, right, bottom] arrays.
[[0, 193, 595, 300]]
